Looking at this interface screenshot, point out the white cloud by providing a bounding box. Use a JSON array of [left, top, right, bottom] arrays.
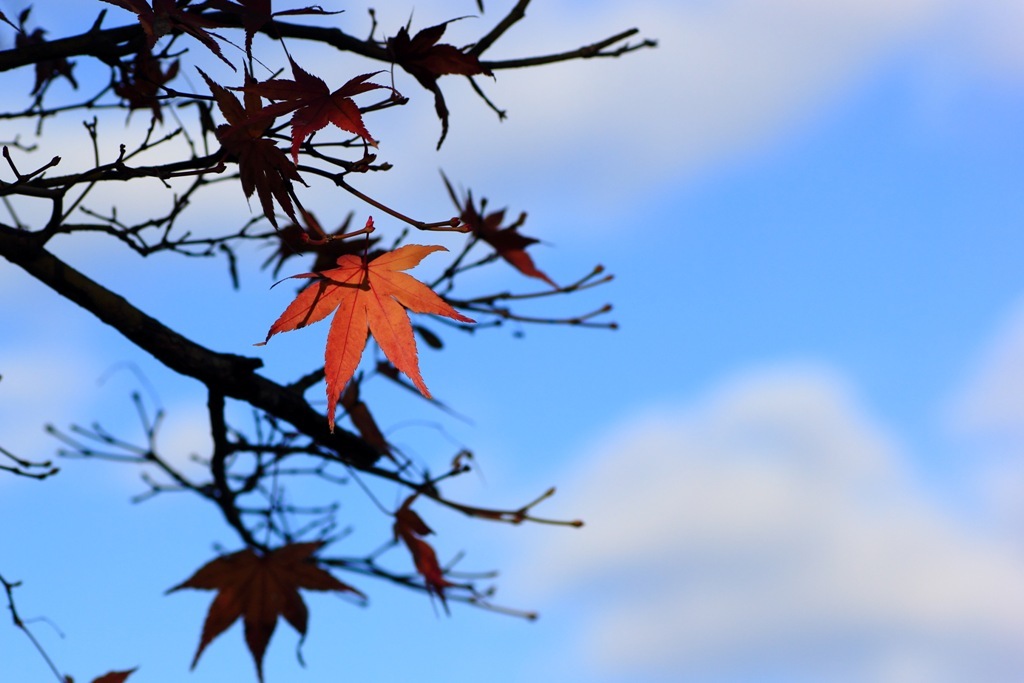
[[349, 0, 967, 234], [942, 295, 1024, 543], [4, 0, 1012, 238], [519, 367, 1024, 682], [950, 0, 1024, 79], [948, 296, 1024, 435], [0, 343, 102, 465]]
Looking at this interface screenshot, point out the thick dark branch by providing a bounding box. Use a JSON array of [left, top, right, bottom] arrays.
[[0, 18, 387, 74], [0, 225, 379, 468], [0, 14, 651, 80], [207, 14, 389, 61], [0, 23, 142, 73]]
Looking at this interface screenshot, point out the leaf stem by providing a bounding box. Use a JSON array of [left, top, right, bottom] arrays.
[[334, 176, 469, 232]]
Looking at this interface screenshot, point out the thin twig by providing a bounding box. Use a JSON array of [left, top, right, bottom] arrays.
[[0, 573, 65, 683]]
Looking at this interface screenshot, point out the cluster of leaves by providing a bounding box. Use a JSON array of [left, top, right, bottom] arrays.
[[0, 1, 653, 681]]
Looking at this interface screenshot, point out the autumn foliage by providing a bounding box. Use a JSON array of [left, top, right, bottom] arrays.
[[259, 232, 475, 431], [0, 2, 653, 681], [169, 542, 363, 681]]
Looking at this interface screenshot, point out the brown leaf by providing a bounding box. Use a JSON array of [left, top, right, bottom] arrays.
[[261, 209, 379, 277], [199, 68, 302, 227], [90, 670, 137, 683], [113, 48, 179, 122], [340, 378, 391, 458], [169, 542, 362, 682], [206, 1, 341, 56], [259, 235, 474, 431], [443, 174, 556, 287], [394, 496, 453, 609], [16, 27, 77, 95], [387, 21, 492, 149]]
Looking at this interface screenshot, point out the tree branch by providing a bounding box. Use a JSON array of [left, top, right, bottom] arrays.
[[0, 224, 379, 468], [480, 28, 656, 69], [470, 0, 530, 57]]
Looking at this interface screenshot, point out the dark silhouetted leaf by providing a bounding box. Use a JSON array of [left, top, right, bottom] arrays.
[[169, 542, 362, 682], [199, 68, 302, 227], [16, 26, 77, 95], [387, 21, 492, 148], [245, 58, 386, 162], [262, 209, 379, 277], [394, 495, 453, 609], [443, 174, 556, 287], [113, 48, 179, 122], [90, 669, 136, 683], [100, 0, 234, 68], [207, 0, 341, 55]]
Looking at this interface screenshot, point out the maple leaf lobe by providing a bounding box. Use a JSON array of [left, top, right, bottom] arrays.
[[170, 542, 361, 682], [387, 21, 493, 149], [89, 670, 137, 683], [199, 68, 302, 227], [394, 496, 453, 609], [443, 175, 556, 286], [100, 0, 234, 69], [245, 59, 385, 162], [260, 242, 473, 431]]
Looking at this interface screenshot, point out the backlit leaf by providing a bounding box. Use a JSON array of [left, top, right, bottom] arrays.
[[259, 230, 474, 430]]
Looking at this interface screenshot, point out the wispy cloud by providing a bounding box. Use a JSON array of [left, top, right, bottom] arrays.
[[948, 295, 1024, 435], [364, 0, 999, 235], [519, 367, 1024, 682]]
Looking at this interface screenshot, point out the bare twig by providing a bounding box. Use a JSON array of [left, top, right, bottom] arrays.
[[0, 573, 65, 683]]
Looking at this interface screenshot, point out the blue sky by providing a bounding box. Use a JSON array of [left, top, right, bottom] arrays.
[[3, 1, 1024, 682]]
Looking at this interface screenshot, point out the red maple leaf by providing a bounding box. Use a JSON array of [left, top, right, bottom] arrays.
[[169, 542, 362, 682], [100, 0, 233, 68], [443, 174, 556, 287], [199, 68, 302, 227], [258, 231, 474, 431], [394, 495, 453, 609], [244, 58, 386, 162], [387, 21, 492, 149]]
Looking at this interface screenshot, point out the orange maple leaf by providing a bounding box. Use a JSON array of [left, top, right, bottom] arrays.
[[169, 542, 362, 682], [259, 229, 474, 430]]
